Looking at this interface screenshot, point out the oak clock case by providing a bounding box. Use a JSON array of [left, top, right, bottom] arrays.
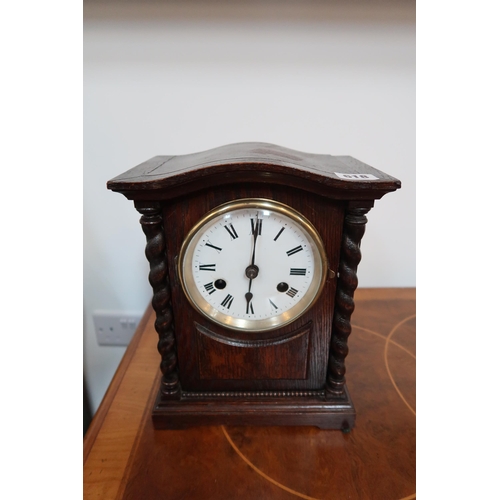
[[107, 142, 401, 430]]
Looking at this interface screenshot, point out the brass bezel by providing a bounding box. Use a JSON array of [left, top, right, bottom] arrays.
[[178, 198, 328, 332]]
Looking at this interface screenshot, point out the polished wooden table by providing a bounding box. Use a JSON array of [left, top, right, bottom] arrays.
[[84, 288, 416, 500]]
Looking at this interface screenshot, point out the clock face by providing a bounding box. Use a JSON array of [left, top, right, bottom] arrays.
[[178, 199, 327, 332]]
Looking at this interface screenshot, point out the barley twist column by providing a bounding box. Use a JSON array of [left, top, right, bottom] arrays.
[[135, 201, 180, 399], [326, 202, 372, 399]]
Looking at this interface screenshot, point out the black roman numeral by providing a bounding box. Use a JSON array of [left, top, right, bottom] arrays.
[[286, 287, 298, 298], [199, 264, 216, 271], [224, 223, 238, 240], [251, 218, 262, 235], [274, 227, 285, 241], [221, 294, 234, 309], [246, 301, 255, 314], [286, 245, 303, 257], [204, 282, 216, 294], [269, 299, 278, 310], [205, 242, 222, 252], [290, 268, 307, 276]]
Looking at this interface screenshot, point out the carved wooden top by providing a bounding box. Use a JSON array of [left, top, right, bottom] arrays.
[[107, 142, 401, 202]]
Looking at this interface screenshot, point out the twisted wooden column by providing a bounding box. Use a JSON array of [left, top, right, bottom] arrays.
[[326, 202, 372, 399], [135, 201, 180, 399]]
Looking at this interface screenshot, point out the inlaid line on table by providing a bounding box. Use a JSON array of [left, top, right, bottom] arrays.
[[220, 318, 416, 500], [221, 426, 320, 500], [383, 314, 417, 416]]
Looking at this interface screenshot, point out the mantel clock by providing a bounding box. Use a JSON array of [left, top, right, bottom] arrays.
[[107, 142, 401, 430]]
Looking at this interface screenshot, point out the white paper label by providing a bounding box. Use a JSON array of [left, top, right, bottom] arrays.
[[335, 172, 379, 180]]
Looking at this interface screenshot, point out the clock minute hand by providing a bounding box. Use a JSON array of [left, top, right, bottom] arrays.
[[246, 218, 260, 280], [250, 216, 259, 266]]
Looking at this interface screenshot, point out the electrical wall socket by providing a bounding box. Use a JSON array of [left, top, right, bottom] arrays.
[[93, 311, 143, 346]]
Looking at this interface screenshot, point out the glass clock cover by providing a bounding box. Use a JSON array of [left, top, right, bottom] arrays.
[[178, 199, 327, 332]]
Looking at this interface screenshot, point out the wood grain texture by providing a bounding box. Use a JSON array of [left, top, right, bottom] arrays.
[[163, 184, 343, 395], [83, 309, 160, 499], [196, 321, 311, 380], [83, 288, 416, 500], [83, 304, 151, 463]]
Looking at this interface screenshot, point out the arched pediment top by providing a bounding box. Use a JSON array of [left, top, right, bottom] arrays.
[[107, 142, 400, 201]]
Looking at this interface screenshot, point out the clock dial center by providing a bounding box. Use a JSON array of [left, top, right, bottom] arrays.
[[245, 264, 259, 280]]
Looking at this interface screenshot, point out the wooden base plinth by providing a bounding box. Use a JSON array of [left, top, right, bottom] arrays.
[[152, 386, 356, 430]]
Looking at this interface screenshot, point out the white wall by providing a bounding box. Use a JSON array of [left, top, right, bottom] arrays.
[[83, 5, 415, 414]]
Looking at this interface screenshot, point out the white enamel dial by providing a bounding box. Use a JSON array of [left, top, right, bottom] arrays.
[[178, 199, 327, 332]]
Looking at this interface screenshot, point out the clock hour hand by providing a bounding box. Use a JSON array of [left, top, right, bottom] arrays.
[[245, 268, 255, 311], [245, 291, 253, 314]]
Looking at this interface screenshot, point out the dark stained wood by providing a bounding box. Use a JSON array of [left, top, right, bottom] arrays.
[[196, 321, 311, 380], [107, 142, 401, 202], [107, 143, 401, 430], [135, 202, 180, 399], [162, 184, 344, 395], [83, 288, 416, 500], [152, 390, 356, 431], [326, 201, 372, 398]]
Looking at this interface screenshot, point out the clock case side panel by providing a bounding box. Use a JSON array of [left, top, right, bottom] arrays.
[[162, 184, 344, 394]]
